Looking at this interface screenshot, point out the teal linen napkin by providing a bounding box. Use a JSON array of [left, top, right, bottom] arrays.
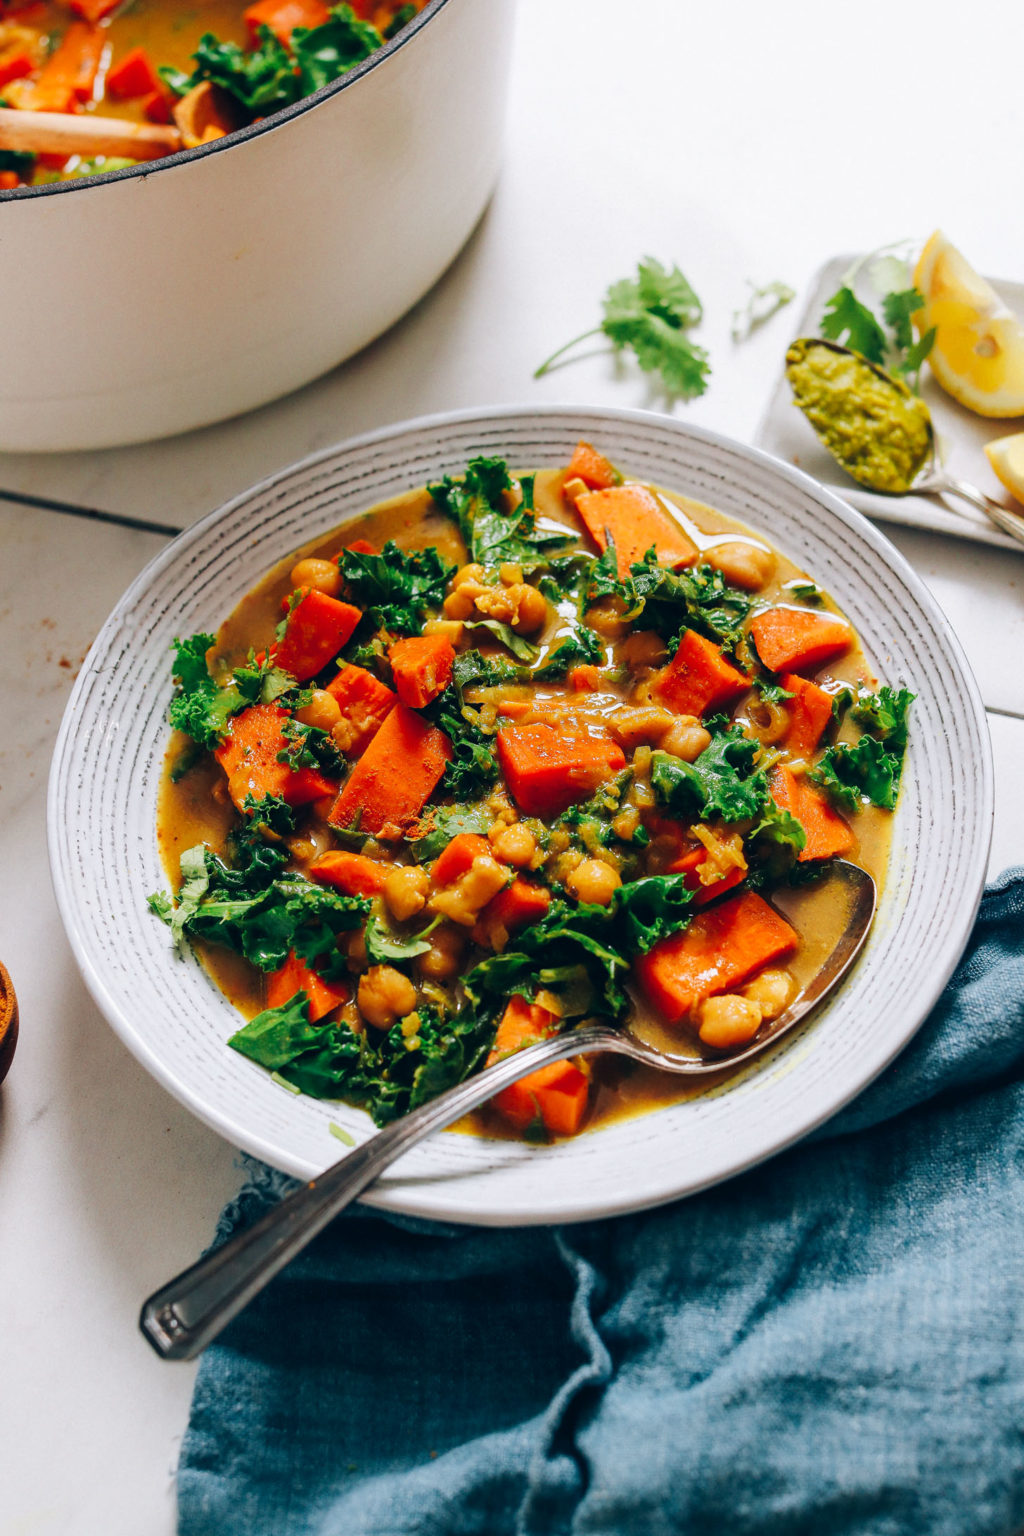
[[178, 870, 1024, 1536]]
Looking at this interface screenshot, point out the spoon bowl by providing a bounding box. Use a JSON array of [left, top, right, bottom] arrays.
[[141, 862, 876, 1361], [786, 337, 1024, 548]]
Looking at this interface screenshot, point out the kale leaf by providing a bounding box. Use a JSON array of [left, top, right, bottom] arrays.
[[166, 26, 301, 113], [292, 7, 381, 94], [427, 682, 499, 799], [463, 899, 631, 1023], [338, 540, 455, 634], [651, 727, 768, 824], [533, 624, 605, 680], [620, 555, 753, 654], [151, 838, 367, 973], [229, 996, 495, 1126], [409, 803, 494, 863], [850, 684, 915, 754], [811, 735, 902, 812], [276, 717, 347, 777], [166, 635, 297, 751], [614, 875, 694, 954], [363, 914, 434, 965], [429, 455, 573, 570]]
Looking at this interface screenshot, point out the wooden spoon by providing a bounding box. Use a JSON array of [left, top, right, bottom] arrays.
[[0, 962, 18, 1085], [0, 105, 182, 163]]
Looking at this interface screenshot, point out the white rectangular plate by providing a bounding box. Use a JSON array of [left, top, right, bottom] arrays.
[[754, 255, 1024, 552]]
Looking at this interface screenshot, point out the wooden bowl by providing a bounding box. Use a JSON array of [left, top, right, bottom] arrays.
[[0, 962, 18, 1084]]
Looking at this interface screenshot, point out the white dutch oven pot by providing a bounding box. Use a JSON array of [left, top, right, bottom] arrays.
[[0, 0, 514, 451]]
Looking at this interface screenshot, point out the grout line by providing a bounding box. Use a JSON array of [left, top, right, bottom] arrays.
[[985, 705, 1024, 723], [0, 487, 182, 538]]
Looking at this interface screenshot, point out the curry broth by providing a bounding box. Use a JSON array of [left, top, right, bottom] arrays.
[[157, 469, 893, 1140]]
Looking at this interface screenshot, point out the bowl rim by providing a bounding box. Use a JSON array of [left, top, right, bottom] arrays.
[[0, 0, 449, 204], [47, 402, 994, 1222]]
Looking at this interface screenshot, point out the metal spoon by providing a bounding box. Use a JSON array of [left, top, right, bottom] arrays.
[[786, 338, 1024, 549], [140, 861, 876, 1361]]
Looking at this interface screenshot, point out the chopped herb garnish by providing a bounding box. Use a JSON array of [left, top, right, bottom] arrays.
[[535, 257, 711, 401]]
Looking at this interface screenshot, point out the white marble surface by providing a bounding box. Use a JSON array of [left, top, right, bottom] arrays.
[[2, 2, 1022, 1532]]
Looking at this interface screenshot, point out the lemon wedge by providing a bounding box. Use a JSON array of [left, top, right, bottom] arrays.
[[913, 231, 1024, 417], [983, 432, 1024, 507]]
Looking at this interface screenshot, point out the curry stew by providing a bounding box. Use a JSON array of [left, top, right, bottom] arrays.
[[0, 1, 424, 187], [154, 443, 909, 1141]]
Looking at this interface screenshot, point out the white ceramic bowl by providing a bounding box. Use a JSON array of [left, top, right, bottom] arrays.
[[0, 0, 514, 452], [48, 405, 993, 1224]]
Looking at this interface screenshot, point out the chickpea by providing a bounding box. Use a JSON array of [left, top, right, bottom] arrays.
[[741, 968, 794, 1021], [430, 854, 509, 926], [475, 582, 548, 636], [383, 864, 430, 923], [696, 993, 764, 1049], [443, 584, 484, 621], [331, 717, 360, 755], [608, 705, 677, 750], [415, 924, 466, 981], [660, 720, 712, 762], [585, 597, 630, 640], [289, 557, 342, 597], [295, 689, 342, 733], [704, 541, 776, 592], [619, 630, 668, 670], [567, 858, 621, 906], [357, 965, 418, 1030], [499, 562, 524, 587], [490, 822, 537, 868]]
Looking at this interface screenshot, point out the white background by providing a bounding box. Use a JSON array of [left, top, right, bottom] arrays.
[[2, 2, 1023, 1531]]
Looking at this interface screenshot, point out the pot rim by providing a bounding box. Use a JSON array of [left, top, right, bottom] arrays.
[[0, 0, 450, 204]]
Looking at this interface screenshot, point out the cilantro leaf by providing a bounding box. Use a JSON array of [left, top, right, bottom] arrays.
[[602, 258, 710, 399], [651, 727, 768, 824], [819, 285, 887, 365], [881, 287, 924, 351], [338, 540, 454, 634], [534, 257, 711, 401]]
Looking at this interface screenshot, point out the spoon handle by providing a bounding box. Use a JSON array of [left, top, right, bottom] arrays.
[[139, 1021, 619, 1361], [929, 471, 1024, 549]]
